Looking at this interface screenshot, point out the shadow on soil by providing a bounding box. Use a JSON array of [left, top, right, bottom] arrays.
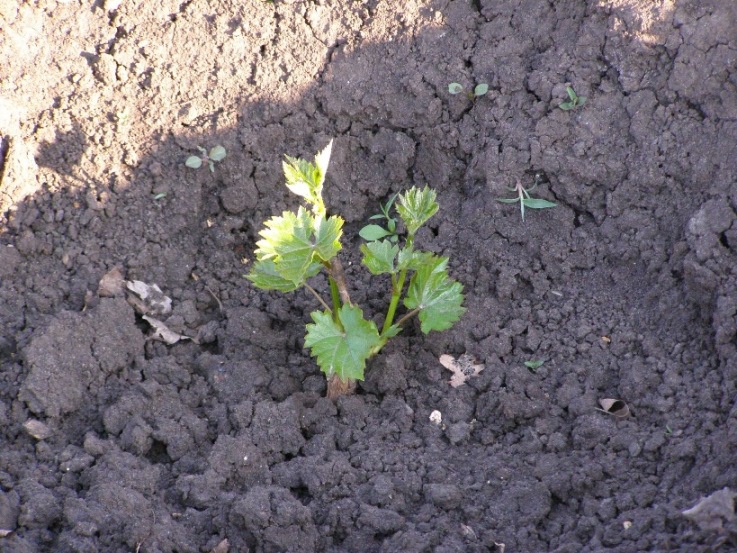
[[1, 0, 736, 551]]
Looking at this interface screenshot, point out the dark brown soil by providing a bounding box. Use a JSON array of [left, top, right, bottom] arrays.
[[2, 1, 737, 551]]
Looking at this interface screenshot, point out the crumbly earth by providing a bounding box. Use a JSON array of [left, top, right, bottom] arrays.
[[1, 1, 736, 551]]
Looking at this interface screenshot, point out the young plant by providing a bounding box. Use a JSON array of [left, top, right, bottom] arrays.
[[359, 192, 400, 242], [185, 145, 227, 172], [559, 86, 586, 110], [497, 177, 557, 221], [449, 82, 489, 100], [246, 141, 465, 398]]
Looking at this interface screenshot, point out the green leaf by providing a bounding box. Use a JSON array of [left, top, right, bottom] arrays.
[[397, 248, 435, 271], [524, 359, 545, 370], [245, 259, 301, 292], [577, 96, 587, 107], [359, 224, 392, 241], [283, 156, 321, 204], [404, 256, 465, 333], [448, 82, 463, 95], [522, 198, 557, 209], [185, 156, 202, 169], [474, 83, 489, 97], [313, 215, 343, 261], [397, 186, 439, 235], [254, 208, 318, 285], [314, 140, 333, 180], [496, 197, 521, 204], [360, 239, 398, 275], [209, 145, 227, 161], [281, 141, 332, 213], [566, 86, 577, 101], [304, 304, 381, 381]]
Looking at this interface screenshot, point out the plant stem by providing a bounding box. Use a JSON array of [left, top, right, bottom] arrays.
[[395, 306, 421, 328], [305, 284, 332, 313], [326, 258, 351, 306], [382, 267, 407, 335], [328, 277, 341, 322]]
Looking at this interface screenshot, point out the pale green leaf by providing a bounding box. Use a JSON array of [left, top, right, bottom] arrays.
[[522, 198, 557, 209], [360, 239, 398, 275], [283, 156, 320, 203], [397, 248, 435, 271], [474, 83, 489, 96], [245, 259, 301, 292], [359, 224, 392, 241], [304, 304, 381, 381], [313, 215, 343, 261], [497, 197, 521, 204], [314, 140, 333, 182], [448, 83, 463, 95], [404, 256, 465, 333], [397, 186, 439, 235], [209, 145, 226, 161], [254, 208, 317, 284], [185, 156, 202, 169]]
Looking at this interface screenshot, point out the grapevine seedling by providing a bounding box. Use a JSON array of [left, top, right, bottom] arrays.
[[449, 82, 489, 100], [246, 141, 465, 398], [559, 86, 586, 111], [185, 145, 227, 173], [497, 178, 557, 221]]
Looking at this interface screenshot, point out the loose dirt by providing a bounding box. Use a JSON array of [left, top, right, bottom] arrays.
[[1, 1, 736, 551]]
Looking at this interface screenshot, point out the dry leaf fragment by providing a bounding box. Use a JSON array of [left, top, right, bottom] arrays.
[[98, 267, 125, 297], [683, 488, 737, 531], [439, 354, 485, 387], [126, 280, 172, 317], [597, 398, 631, 418], [142, 315, 191, 345]]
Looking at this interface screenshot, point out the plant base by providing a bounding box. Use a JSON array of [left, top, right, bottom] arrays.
[[326, 374, 356, 399]]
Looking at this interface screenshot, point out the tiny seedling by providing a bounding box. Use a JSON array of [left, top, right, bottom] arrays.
[[497, 177, 557, 221], [246, 141, 465, 398], [559, 86, 586, 111], [524, 359, 545, 371], [186, 145, 227, 173], [359, 192, 400, 242], [449, 82, 489, 100]]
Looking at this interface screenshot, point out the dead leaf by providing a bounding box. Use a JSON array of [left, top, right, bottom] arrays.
[[683, 488, 737, 531], [210, 538, 229, 553], [98, 267, 125, 297], [597, 398, 631, 418], [440, 354, 484, 388], [0, 529, 12, 538], [126, 280, 172, 317], [142, 315, 191, 345]]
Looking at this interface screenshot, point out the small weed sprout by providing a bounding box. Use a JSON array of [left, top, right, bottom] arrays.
[[186, 145, 227, 173], [559, 86, 586, 111], [246, 141, 465, 398], [449, 82, 489, 100], [497, 177, 557, 221]]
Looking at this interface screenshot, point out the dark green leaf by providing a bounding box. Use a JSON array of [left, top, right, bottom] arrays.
[[359, 224, 392, 241], [304, 304, 381, 381], [404, 256, 465, 333]]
